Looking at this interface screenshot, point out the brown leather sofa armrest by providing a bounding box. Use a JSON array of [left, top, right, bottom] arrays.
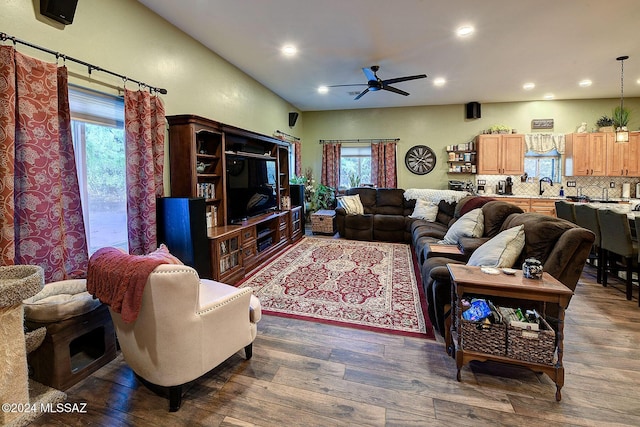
[[458, 236, 491, 256]]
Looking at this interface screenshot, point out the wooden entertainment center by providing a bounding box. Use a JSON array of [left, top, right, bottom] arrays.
[[165, 114, 302, 284]]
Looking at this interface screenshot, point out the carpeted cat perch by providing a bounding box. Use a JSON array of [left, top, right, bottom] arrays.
[[0, 265, 66, 427]]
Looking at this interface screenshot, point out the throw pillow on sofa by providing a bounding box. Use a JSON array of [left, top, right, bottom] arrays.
[[467, 225, 525, 268], [337, 194, 364, 215], [439, 208, 484, 245], [409, 199, 439, 221]]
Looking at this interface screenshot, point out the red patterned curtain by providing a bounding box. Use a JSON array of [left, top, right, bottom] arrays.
[[292, 140, 301, 176], [371, 142, 397, 188], [0, 46, 88, 282], [124, 89, 165, 255], [321, 143, 341, 188]]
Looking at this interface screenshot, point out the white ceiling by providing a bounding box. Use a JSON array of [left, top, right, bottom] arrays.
[[139, 0, 640, 112]]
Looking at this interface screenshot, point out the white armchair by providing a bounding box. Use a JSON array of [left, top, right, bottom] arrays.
[[108, 264, 261, 411]]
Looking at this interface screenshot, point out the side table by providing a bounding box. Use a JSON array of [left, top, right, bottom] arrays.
[[447, 264, 573, 401], [311, 209, 336, 235]]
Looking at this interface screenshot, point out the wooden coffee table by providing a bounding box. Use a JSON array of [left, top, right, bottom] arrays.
[[446, 264, 573, 401]]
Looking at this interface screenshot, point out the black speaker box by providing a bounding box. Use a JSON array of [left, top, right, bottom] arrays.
[[156, 197, 212, 279], [289, 112, 299, 127], [40, 0, 78, 25], [465, 102, 481, 119]]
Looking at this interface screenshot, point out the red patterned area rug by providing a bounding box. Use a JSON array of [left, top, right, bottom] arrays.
[[239, 237, 435, 339]]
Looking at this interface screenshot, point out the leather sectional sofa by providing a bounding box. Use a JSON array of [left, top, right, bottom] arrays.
[[334, 187, 595, 339], [423, 212, 595, 336], [335, 187, 416, 242]]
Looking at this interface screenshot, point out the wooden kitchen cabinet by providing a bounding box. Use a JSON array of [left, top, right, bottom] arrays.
[[606, 131, 640, 177], [564, 133, 609, 176], [530, 199, 557, 216], [476, 134, 524, 175]]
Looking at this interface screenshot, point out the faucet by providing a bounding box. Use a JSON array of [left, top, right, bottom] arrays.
[[539, 177, 553, 196]]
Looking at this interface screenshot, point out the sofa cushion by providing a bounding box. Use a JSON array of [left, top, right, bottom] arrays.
[[337, 194, 364, 215], [375, 188, 405, 215], [459, 196, 496, 217], [436, 200, 456, 225], [481, 201, 525, 238], [346, 187, 377, 214], [467, 225, 525, 268], [440, 208, 484, 244], [409, 199, 439, 221]]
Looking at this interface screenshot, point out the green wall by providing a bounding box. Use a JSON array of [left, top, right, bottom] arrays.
[[301, 98, 640, 189]]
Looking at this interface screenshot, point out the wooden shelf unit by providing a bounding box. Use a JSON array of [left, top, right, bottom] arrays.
[[167, 115, 296, 283]]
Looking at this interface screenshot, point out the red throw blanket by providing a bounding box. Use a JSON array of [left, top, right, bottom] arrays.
[[87, 247, 167, 323]]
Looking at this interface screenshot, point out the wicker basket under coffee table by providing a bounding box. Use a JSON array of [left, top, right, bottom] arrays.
[[311, 209, 336, 235], [446, 264, 573, 401]]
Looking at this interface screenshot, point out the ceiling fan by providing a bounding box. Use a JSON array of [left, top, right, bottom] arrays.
[[330, 65, 427, 100]]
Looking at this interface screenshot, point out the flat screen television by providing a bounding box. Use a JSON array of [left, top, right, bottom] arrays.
[[226, 153, 278, 223]]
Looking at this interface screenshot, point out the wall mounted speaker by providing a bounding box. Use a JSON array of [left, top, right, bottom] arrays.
[[289, 112, 299, 127], [40, 0, 78, 25], [465, 102, 481, 119]]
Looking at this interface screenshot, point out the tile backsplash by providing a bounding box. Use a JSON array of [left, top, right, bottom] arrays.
[[471, 175, 640, 199]]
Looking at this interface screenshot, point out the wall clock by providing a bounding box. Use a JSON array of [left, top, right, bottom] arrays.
[[405, 145, 436, 175]]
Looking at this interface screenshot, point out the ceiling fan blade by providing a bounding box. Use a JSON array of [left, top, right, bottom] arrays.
[[362, 67, 377, 82], [382, 74, 427, 85], [327, 83, 368, 87], [382, 86, 410, 96], [354, 88, 370, 100]]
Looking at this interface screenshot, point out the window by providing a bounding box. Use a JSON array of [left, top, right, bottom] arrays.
[[69, 86, 127, 254], [340, 146, 371, 188], [524, 149, 561, 183]]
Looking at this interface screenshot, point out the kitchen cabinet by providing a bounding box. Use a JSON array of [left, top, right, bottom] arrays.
[[606, 131, 640, 176], [476, 134, 524, 175], [529, 199, 557, 216], [564, 133, 609, 176]]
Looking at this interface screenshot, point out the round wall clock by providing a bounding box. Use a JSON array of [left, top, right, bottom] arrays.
[[405, 145, 436, 175]]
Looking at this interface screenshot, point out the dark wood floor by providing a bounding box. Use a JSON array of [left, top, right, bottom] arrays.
[[30, 262, 640, 426]]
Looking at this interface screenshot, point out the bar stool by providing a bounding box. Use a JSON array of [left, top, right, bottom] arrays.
[[574, 204, 603, 283], [555, 200, 576, 223], [597, 209, 639, 301], [634, 214, 640, 306]]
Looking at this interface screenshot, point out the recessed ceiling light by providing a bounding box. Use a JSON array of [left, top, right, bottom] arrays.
[[543, 93, 555, 100], [281, 45, 297, 56], [523, 82, 535, 90], [433, 77, 446, 87], [579, 79, 592, 87], [317, 86, 328, 94], [456, 26, 474, 37]]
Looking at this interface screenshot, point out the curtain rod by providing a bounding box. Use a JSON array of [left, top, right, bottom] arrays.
[[275, 130, 300, 141], [319, 138, 399, 144], [0, 31, 168, 95]]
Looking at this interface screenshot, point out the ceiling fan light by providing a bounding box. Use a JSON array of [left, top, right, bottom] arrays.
[[433, 77, 446, 87], [281, 45, 297, 56], [456, 26, 474, 37], [579, 79, 592, 87], [317, 86, 328, 94], [523, 82, 535, 90]]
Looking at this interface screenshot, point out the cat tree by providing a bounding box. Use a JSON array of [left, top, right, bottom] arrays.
[[0, 265, 44, 425]]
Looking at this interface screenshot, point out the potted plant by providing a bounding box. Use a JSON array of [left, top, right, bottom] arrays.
[[313, 183, 336, 211], [596, 115, 614, 132], [612, 106, 630, 132], [489, 124, 510, 134]]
